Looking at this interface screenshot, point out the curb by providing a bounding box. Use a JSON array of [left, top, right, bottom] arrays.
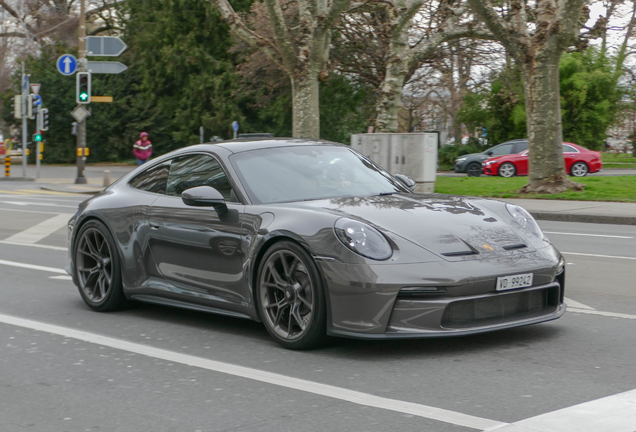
[[529, 211, 636, 226], [0, 177, 35, 182], [40, 187, 102, 195]]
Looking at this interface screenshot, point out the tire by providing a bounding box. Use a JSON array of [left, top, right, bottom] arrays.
[[466, 162, 482, 177], [570, 161, 589, 177], [257, 241, 327, 350], [498, 162, 517, 178], [74, 220, 127, 312]]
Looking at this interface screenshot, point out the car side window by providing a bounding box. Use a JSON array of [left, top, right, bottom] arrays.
[[563, 144, 577, 153], [491, 144, 514, 156], [514, 142, 528, 153], [166, 154, 237, 202], [129, 161, 170, 194]]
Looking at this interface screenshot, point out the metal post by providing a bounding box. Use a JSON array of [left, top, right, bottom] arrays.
[[4, 156, 9, 177], [199, 126, 204, 144], [75, 0, 87, 184], [21, 64, 28, 178]]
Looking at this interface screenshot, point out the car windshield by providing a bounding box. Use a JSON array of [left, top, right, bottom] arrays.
[[229, 145, 408, 204]]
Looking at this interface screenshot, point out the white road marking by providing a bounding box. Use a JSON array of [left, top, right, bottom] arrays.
[[49, 275, 73, 281], [0, 312, 505, 431], [0, 201, 78, 209], [0, 194, 84, 203], [0, 207, 73, 215], [568, 308, 636, 321], [0, 259, 67, 274], [562, 252, 636, 261], [486, 389, 636, 432], [564, 297, 595, 310], [0, 240, 67, 251], [543, 232, 633, 239], [4, 214, 72, 244]]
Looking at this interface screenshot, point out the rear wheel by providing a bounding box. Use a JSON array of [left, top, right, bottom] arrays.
[[466, 162, 482, 177], [74, 220, 127, 311], [570, 162, 589, 177], [257, 241, 327, 350], [498, 162, 517, 178]]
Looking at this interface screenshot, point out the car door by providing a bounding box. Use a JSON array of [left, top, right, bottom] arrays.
[[146, 153, 249, 311], [563, 144, 578, 171], [516, 150, 529, 175]]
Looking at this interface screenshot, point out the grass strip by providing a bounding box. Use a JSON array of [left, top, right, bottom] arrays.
[[434, 175, 636, 202]]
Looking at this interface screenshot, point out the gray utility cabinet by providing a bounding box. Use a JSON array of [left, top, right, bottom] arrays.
[[350, 133, 438, 193]]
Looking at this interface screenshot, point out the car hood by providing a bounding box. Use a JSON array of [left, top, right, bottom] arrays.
[[459, 152, 489, 161], [298, 194, 536, 261]]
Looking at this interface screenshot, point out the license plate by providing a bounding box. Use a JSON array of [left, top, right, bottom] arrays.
[[496, 273, 533, 291]]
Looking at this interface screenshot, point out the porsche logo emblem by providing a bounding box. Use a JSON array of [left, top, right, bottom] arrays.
[[482, 244, 494, 251]]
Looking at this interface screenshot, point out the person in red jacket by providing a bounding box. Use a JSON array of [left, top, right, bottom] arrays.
[[133, 132, 152, 165]]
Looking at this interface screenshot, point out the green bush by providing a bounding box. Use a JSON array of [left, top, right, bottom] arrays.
[[438, 138, 491, 166]]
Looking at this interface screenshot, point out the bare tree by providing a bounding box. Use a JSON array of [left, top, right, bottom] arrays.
[[212, 0, 353, 138], [467, 0, 596, 193]]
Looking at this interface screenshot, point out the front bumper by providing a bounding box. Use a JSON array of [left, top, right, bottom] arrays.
[[319, 249, 565, 339]]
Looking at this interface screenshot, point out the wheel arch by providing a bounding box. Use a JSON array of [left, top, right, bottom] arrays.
[[71, 214, 124, 283], [249, 232, 332, 325]]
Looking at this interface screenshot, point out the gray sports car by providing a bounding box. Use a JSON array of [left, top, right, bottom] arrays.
[[67, 138, 566, 349]]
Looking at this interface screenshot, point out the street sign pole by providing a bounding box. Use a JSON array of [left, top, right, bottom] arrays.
[[36, 106, 41, 179], [21, 63, 28, 178], [75, 0, 87, 184]]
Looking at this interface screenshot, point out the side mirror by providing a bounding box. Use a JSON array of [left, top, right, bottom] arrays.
[[394, 174, 416, 191], [486, 151, 493, 156], [181, 186, 228, 215]]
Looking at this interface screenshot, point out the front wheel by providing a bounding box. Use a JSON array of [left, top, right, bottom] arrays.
[[498, 162, 517, 178], [74, 220, 127, 311], [570, 162, 589, 177], [466, 162, 482, 177], [257, 241, 327, 350]]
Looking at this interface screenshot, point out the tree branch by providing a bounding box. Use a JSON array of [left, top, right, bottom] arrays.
[[467, 0, 523, 60], [394, 0, 426, 34], [263, 0, 298, 72], [86, 1, 124, 19], [0, 0, 20, 20], [210, 0, 285, 69], [0, 32, 26, 38], [556, 0, 586, 47]]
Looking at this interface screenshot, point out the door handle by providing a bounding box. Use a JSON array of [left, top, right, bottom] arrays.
[[149, 221, 163, 230]]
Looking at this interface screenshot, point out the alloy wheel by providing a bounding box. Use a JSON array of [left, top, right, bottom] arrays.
[[466, 162, 482, 177], [498, 163, 516, 178], [76, 228, 113, 303], [260, 250, 315, 341], [571, 162, 588, 177]]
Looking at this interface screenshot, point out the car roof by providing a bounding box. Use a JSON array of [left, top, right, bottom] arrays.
[[206, 138, 342, 154]]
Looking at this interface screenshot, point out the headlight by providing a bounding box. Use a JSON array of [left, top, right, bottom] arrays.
[[334, 218, 392, 260], [485, 161, 493, 166], [506, 204, 544, 239], [456, 157, 467, 163]]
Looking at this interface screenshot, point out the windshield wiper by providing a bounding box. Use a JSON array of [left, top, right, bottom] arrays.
[[376, 192, 399, 196]]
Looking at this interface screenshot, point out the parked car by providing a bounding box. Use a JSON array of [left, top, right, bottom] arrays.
[[483, 143, 602, 177], [454, 139, 528, 176], [68, 138, 566, 350]]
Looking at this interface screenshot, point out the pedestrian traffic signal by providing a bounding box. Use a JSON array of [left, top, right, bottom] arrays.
[[34, 133, 42, 142], [41, 108, 50, 131], [76, 72, 91, 104], [11, 95, 22, 119]]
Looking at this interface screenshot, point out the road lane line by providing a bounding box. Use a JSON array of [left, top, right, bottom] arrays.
[[0, 312, 506, 431], [4, 214, 72, 244], [568, 308, 636, 321], [562, 252, 636, 261], [0, 195, 84, 202], [0, 240, 67, 251], [49, 275, 73, 281], [544, 232, 633, 239], [0, 259, 67, 274], [564, 297, 595, 310], [0, 200, 78, 209], [486, 388, 636, 432], [0, 207, 73, 215]]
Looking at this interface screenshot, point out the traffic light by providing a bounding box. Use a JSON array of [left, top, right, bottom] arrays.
[[11, 95, 22, 119], [33, 133, 42, 142], [76, 72, 91, 104], [41, 108, 49, 131], [27, 94, 37, 119]]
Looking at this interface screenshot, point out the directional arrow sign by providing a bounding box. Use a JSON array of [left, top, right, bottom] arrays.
[[86, 36, 127, 57], [86, 61, 128, 74], [56, 54, 78, 76]]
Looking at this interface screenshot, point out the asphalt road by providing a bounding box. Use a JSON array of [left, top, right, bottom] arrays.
[[1, 191, 635, 432]]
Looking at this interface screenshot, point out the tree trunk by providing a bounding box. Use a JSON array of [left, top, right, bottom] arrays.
[[518, 51, 583, 193], [374, 63, 408, 133], [291, 72, 320, 138]]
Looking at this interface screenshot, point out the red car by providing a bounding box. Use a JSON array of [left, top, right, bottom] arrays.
[[483, 142, 602, 177]]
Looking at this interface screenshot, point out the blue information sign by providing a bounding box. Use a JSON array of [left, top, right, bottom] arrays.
[[232, 121, 239, 132], [57, 54, 78, 76], [34, 95, 42, 106]]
